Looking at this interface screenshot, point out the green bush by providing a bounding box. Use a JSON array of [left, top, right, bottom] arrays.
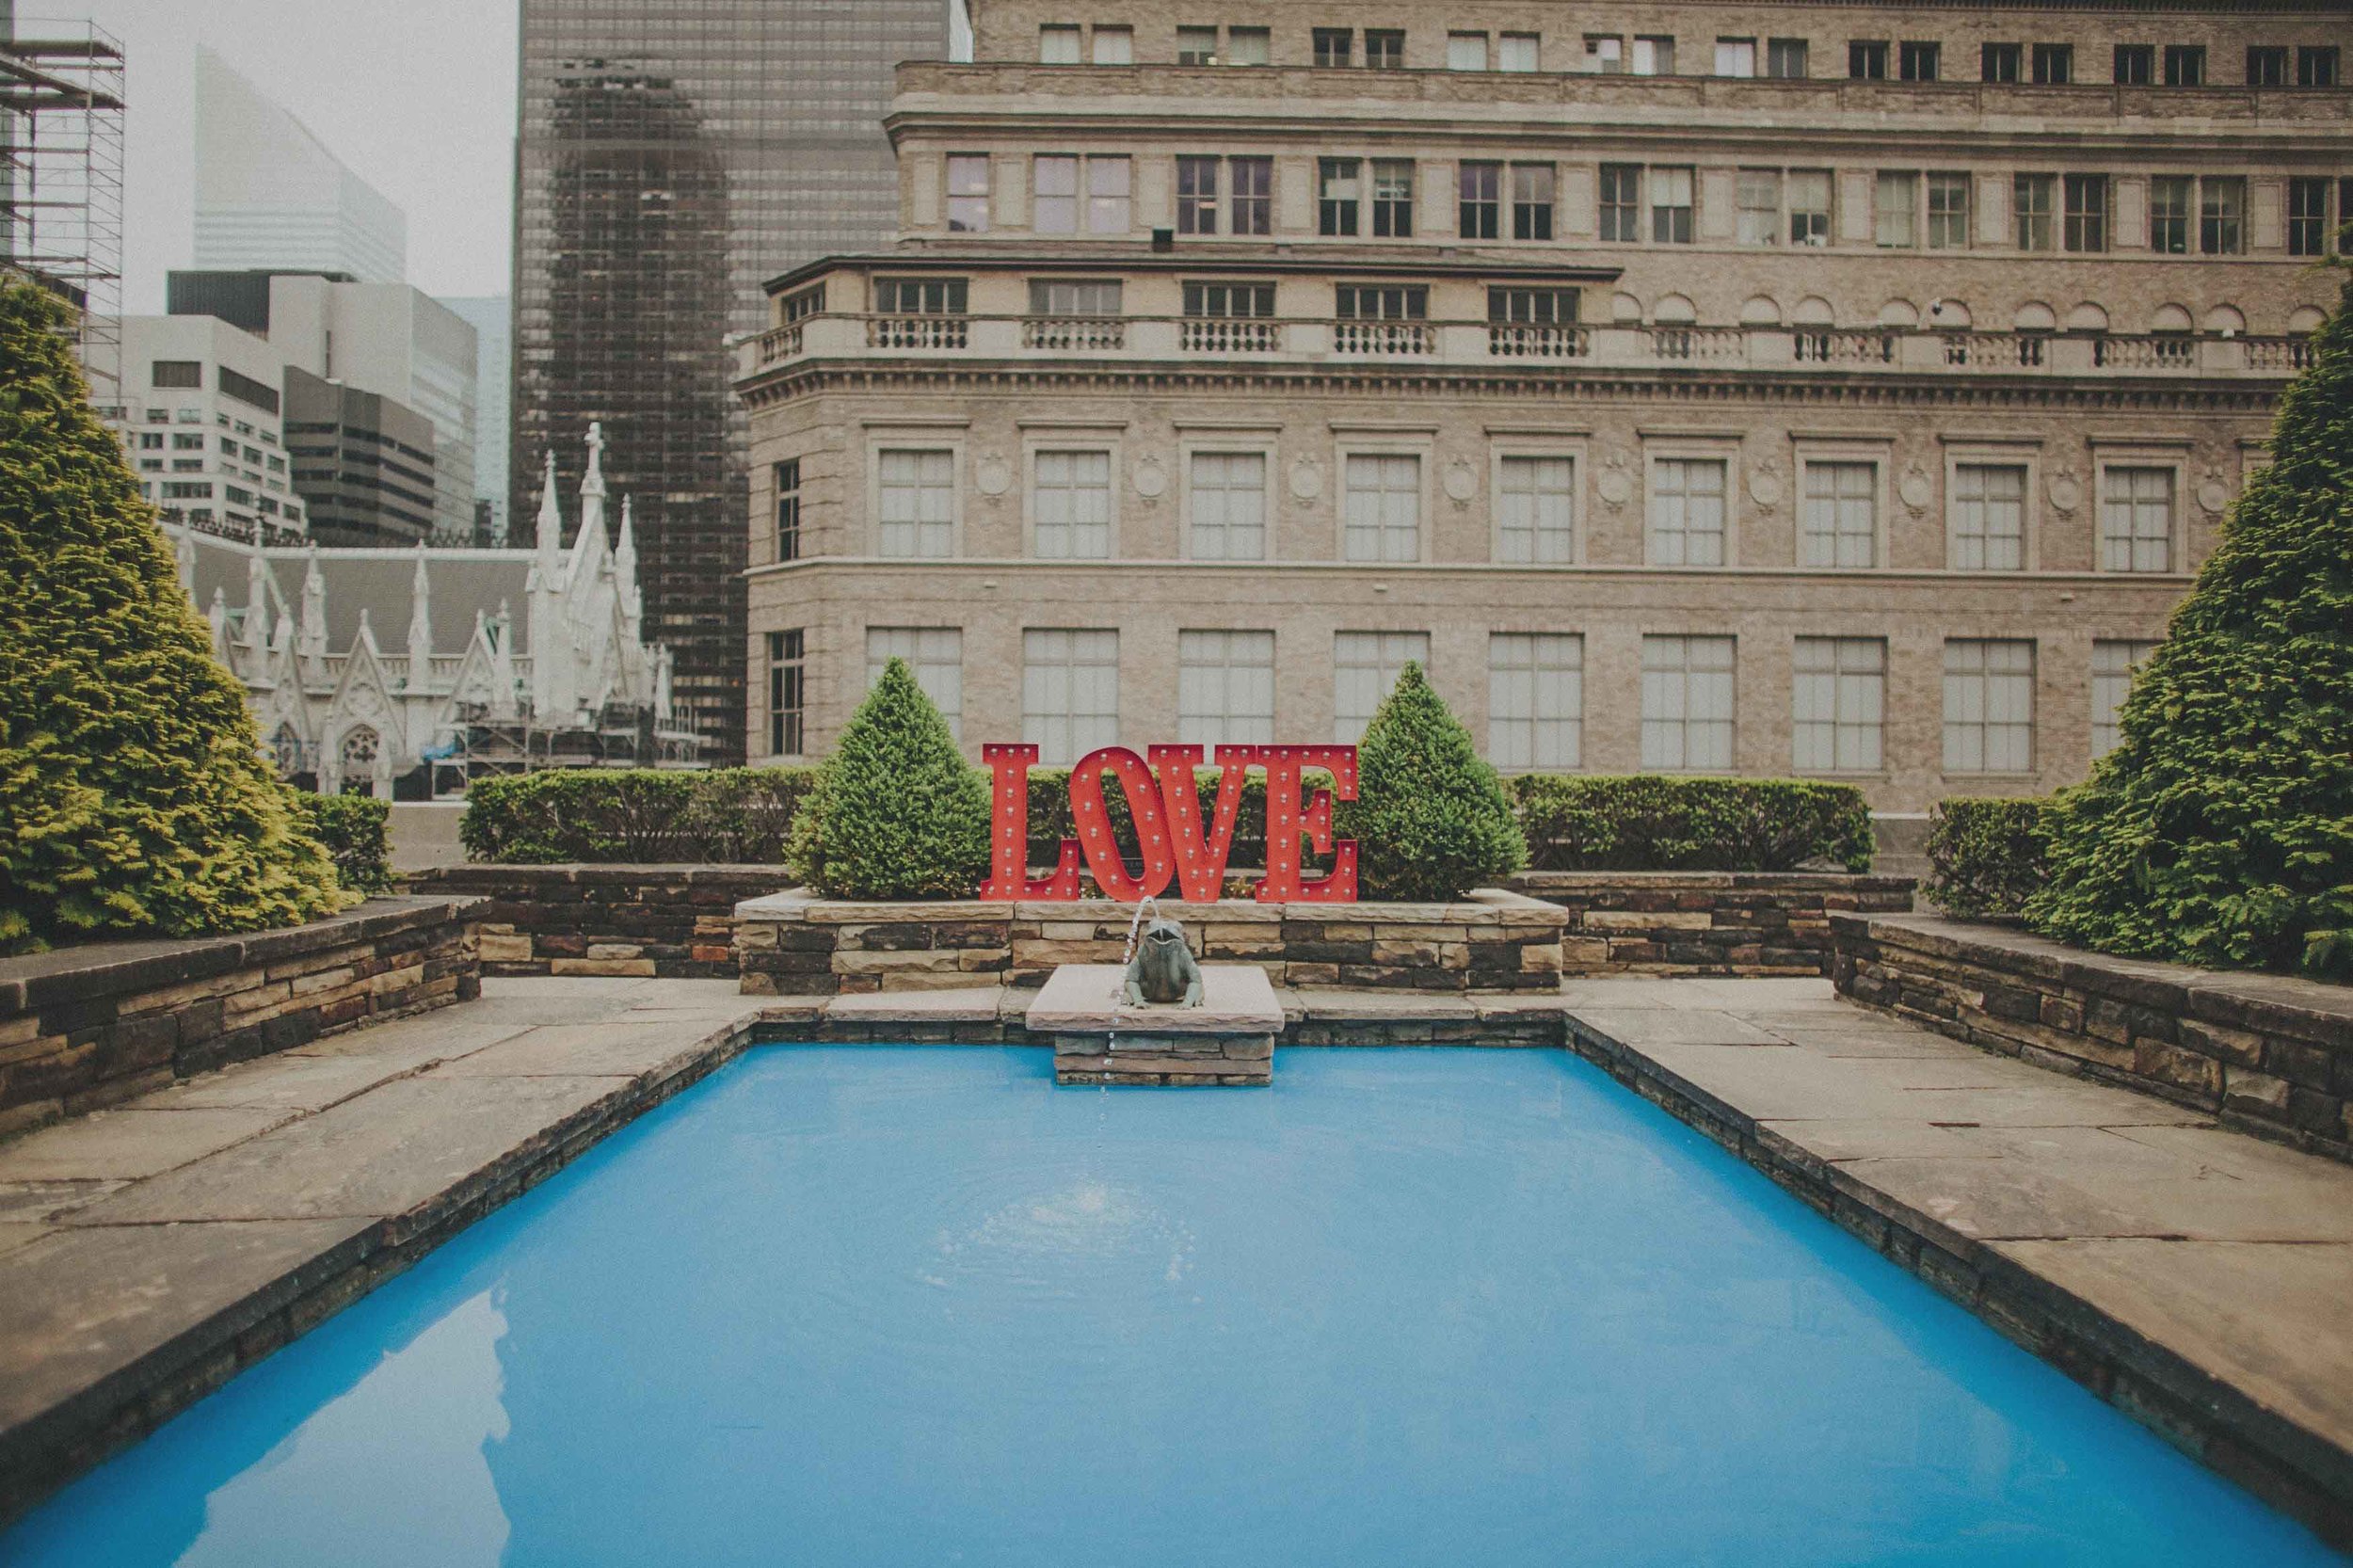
[[0, 279, 350, 952], [1923, 798, 2047, 920], [1513, 775, 1874, 872], [1338, 662, 1525, 901], [2026, 273, 2353, 980], [459, 766, 816, 863], [294, 792, 393, 895], [785, 659, 989, 898]]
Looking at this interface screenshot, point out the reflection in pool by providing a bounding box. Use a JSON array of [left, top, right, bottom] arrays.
[[3, 1047, 2340, 1566]]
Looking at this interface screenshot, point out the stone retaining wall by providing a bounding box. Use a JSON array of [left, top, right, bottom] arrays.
[[734, 889, 1569, 995], [1832, 912, 2353, 1162], [1510, 872, 1913, 977], [0, 896, 483, 1138], [407, 865, 785, 978]]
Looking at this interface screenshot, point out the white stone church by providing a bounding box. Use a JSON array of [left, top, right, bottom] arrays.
[[173, 427, 693, 795]]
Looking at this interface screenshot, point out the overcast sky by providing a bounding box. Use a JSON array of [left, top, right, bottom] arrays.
[[73, 0, 517, 310]]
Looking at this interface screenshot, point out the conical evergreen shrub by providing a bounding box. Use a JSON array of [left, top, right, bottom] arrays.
[[785, 658, 990, 898], [1340, 662, 1526, 901], [0, 279, 350, 952], [2025, 270, 2353, 979]]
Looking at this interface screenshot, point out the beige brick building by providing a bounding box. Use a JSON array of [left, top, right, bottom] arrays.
[[734, 1, 2348, 813]]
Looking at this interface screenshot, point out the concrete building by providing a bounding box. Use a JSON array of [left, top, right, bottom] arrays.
[[512, 0, 961, 764], [282, 366, 439, 548], [735, 0, 2348, 816], [192, 44, 404, 284], [168, 269, 480, 546], [171, 427, 687, 797], [93, 313, 309, 546]]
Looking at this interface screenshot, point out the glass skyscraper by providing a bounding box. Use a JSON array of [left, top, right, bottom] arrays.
[[513, 0, 953, 760]]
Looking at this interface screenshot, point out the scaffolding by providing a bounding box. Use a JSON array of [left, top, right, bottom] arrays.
[[1, 17, 124, 400]]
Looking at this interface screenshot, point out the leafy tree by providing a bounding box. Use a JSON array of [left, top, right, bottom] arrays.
[[0, 279, 349, 952], [2026, 271, 2353, 978], [785, 658, 990, 898], [1340, 662, 1526, 901]]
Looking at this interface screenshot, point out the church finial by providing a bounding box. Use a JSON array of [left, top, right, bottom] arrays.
[[583, 422, 607, 498], [406, 541, 434, 682], [536, 450, 562, 556]]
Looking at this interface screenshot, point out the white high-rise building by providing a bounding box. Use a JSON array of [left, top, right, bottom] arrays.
[[442, 296, 511, 543], [191, 45, 405, 284]]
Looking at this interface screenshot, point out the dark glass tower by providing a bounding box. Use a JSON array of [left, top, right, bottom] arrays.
[[512, 0, 952, 761]]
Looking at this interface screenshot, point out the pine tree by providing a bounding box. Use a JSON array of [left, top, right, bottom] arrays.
[[2026, 271, 2353, 978], [785, 657, 990, 898], [1340, 662, 1526, 901], [0, 279, 350, 952]]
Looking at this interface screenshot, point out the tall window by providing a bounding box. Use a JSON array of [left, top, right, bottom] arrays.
[[1641, 635, 1736, 771], [1927, 172, 1970, 248], [1497, 456, 1575, 563], [1024, 630, 1119, 765], [1489, 633, 1583, 769], [1227, 28, 1269, 66], [2091, 640, 2159, 759], [1874, 171, 1918, 247], [1950, 464, 2025, 569], [2165, 45, 2206, 86], [2289, 178, 2331, 257], [1090, 26, 1131, 64], [1371, 160, 1416, 237], [2063, 173, 2108, 252], [1343, 455, 1420, 563], [1312, 28, 1352, 68], [2013, 174, 2055, 250], [1767, 39, 1809, 78], [1176, 156, 1219, 234], [1981, 42, 2021, 82], [2150, 175, 2193, 253], [774, 458, 801, 563], [867, 628, 963, 739], [1584, 36, 1625, 73], [1176, 26, 1216, 66], [1651, 167, 1695, 243], [1459, 163, 1501, 239], [1177, 631, 1275, 747], [2031, 42, 2073, 84], [2247, 46, 2287, 87], [2100, 468, 2174, 572], [1188, 452, 1266, 560], [1898, 40, 1940, 81], [1716, 38, 1756, 78], [1033, 450, 1112, 558], [1737, 169, 1780, 246], [2299, 46, 2340, 87], [1944, 640, 2035, 774], [1365, 30, 1404, 70], [1448, 32, 1488, 71], [1334, 632, 1428, 743], [1033, 155, 1079, 232], [1512, 165, 1556, 240], [1230, 157, 1273, 235], [1792, 637, 1884, 773], [2201, 176, 2245, 254], [2113, 44, 2153, 86], [1319, 158, 1361, 236], [1631, 36, 1673, 74], [1648, 457, 1727, 567], [877, 450, 953, 557], [1038, 25, 1080, 63], [1599, 165, 1642, 241], [1849, 40, 1888, 80], [766, 630, 805, 757], [1788, 170, 1833, 245], [1087, 157, 1130, 232], [1801, 461, 1878, 568], [1498, 34, 1540, 72], [947, 155, 990, 232]]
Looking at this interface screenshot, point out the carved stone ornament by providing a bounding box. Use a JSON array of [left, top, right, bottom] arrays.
[[1131, 457, 1167, 499], [1897, 468, 1934, 512], [1748, 472, 1784, 508], [2046, 470, 2083, 515], [1596, 469, 1635, 507], [1442, 461, 1479, 503], [2196, 473, 2231, 515], [974, 456, 1012, 497], [1289, 458, 1323, 501]]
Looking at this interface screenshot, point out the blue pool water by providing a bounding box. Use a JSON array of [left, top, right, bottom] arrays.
[[3, 1047, 2340, 1566]]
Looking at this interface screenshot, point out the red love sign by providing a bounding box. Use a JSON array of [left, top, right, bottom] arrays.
[[979, 744, 1359, 904]]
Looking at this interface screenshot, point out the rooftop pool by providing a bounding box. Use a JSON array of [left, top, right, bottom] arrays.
[[3, 1046, 2339, 1565]]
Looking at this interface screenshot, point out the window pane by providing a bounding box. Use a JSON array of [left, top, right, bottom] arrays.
[[1086, 156, 1130, 233], [1793, 637, 1884, 772], [1874, 171, 1918, 247], [1334, 631, 1430, 743], [1641, 635, 1736, 771], [1944, 639, 2036, 774], [2090, 639, 2158, 759], [1033, 450, 1112, 558], [1648, 457, 1727, 566], [1489, 632, 1584, 769], [1188, 451, 1267, 561], [1033, 154, 1078, 232], [2100, 467, 2173, 572], [1737, 168, 1780, 246], [1024, 629, 1120, 764], [1343, 454, 1420, 563], [878, 449, 953, 557], [867, 627, 965, 740], [1497, 456, 1576, 563], [1801, 461, 1878, 568], [1950, 463, 2025, 570], [1178, 630, 1276, 748]]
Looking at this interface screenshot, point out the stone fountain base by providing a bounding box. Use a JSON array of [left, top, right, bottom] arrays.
[[1027, 963, 1282, 1086]]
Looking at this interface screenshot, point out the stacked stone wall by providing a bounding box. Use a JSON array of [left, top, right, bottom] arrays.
[[1513, 872, 1913, 976], [407, 866, 784, 978], [0, 897, 483, 1138], [1833, 912, 2353, 1163]]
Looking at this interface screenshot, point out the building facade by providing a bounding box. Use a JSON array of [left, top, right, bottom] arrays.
[[192, 45, 404, 284], [95, 314, 310, 546], [736, 0, 2348, 815], [282, 366, 439, 547], [512, 0, 961, 764], [442, 294, 513, 544]]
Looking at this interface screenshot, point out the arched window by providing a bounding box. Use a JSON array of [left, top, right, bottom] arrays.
[[1738, 295, 1783, 326], [270, 723, 303, 777], [339, 728, 380, 798], [2202, 305, 2246, 337], [2013, 301, 2057, 332]]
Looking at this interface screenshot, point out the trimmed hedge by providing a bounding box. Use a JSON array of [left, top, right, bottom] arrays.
[[1923, 798, 2048, 920], [1340, 663, 1526, 901], [1513, 776, 1873, 872], [785, 659, 990, 899], [459, 767, 817, 864], [295, 792, 393, 895]]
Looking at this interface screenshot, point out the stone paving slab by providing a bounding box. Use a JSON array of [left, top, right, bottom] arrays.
[[0, 1108, 296, 1182], [1562, 976, 2353, 1548]]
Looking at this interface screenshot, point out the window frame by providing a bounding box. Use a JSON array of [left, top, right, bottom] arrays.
[[869, 436, 963, 559], [1942, 638, 2038, 776], [2096, 461, 2181, 575], [1944, 446, 2040, 571], [865, 626, 965, 741], [1643, 442, 1737, 568], [1488, 632, 1585, 771], [1794, 445, 1888, 569], [1179, 441, 1273, 563], [1791, 636, 1886, 775], [1338, 446, 1428, 565], [765, 629, 806, 759], [1333, 631, 1432, 744], [1176, 629, 1278, 749], [1490, 439, 1583, 565], [1641, 633, 1738, 773], [1025, 441, 1119, 560], [1022, 628, 1121, 766]]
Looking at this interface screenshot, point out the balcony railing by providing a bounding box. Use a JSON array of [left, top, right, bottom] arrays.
[[742, 312, 2313, 384]]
